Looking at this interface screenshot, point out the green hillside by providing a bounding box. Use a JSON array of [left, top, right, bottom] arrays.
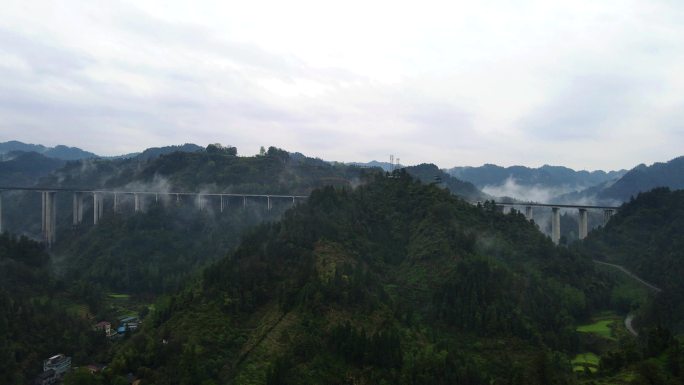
[[107, 171, 612, 384], [404, 163, 487, 201], [581, 187, 684, 329], [2, 146, 373, 296], [0, 234, 106, 383], [574, 187, 684, 384]]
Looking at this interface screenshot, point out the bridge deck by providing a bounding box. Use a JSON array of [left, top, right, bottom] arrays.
[[0, 186, 619, 209], [495, 202, 619, 210], [0, 186, 307, 199], [471, 201, 620, 210]]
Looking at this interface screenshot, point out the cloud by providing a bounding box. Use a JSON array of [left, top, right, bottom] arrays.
[[482, 176, 580, 203], [518, 74, 649, 141], [0, 0, 683, 169], [0, 28, 93, 76]]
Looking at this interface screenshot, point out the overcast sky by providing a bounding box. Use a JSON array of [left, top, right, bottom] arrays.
[[0, 0, 683, 170]]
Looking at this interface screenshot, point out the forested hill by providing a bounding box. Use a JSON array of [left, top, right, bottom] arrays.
[[580, 187, 684, 329], [595, 156, 684, 202], [38, 145, 362, 194], [448, 164, 625, 190], [0, 140, 97, 160], [26, 146, 374, 295], [404, 163, 487, 201], [110, 171, 612, 384], [0, 234, 103, 383], [0, 151, 65, 186], [559, 156, 684, 205]]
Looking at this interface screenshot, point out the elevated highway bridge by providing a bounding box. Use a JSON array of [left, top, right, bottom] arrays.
[[0, 186, 307, 247], [482, 201, 619, 244], [0, 185, 619, 247]]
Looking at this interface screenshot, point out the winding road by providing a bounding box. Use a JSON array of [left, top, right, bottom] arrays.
[[593, 260, 662, 337]]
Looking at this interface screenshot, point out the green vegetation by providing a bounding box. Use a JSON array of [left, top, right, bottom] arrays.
[[0, 233, 109, 384], [572, 352, 600, 373], [6, 147, 684, 384], [577, 318, 616, 340], [105, 171, 613, 384], [403, 163, 486, 200], [577, 187, 684, 384], [108, 293, 130, 300], [597, 156, 684, 202], [594, 263, 651, 314], [581, 187, 684, 329]]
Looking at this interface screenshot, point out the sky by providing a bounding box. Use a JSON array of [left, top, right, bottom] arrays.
[[0, 0, 683, 170]]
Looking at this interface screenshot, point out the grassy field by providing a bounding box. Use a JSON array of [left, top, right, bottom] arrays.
[[108, 293, 131, 300], [102, 292, 150, 322], [576, 319, 615, 340], [572, 352, 600, 373], [576, 310, 624, 341]]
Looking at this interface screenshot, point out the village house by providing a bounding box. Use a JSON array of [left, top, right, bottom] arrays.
[[43, 354, 71, 376], [93, 321, 112, 337]]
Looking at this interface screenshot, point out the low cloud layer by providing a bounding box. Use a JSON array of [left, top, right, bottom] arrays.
[[1, 0, 683, 170], [482, 177, 581, 203]]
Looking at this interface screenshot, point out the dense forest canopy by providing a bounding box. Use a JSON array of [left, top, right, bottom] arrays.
[[0, 234, 105, 384], [581, 187, 684, 329], [105, 171, 613, 384], [3, 144, 684, 384]]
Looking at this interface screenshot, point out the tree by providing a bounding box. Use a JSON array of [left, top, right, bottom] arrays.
[[206, 143, 237, 156]]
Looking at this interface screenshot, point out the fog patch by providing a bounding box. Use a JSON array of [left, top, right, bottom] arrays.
[[482, 176, 581, 203]]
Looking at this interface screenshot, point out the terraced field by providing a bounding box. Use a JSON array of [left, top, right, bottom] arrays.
[[572, 352, 600, 373]]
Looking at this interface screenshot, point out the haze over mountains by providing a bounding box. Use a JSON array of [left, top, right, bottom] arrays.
[[2, 140, 683, 207], [1, 139, 684, 384], [559, 156, 684, 205], [5, 1, 684, 383], [448, 164, 627, 203], [0, 141, 97, 161]]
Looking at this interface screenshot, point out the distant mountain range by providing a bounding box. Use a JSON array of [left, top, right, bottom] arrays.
[[559, 156, 684, 205], [0, 141, 97, 160], [448, 157, 684, 206], [443, 164, 626, 204], [448, 164, 626, 190], [404, 163, 487, 201], [0, 151, 66, 186], [0, 141, 206, 161], [2, 140, 682, 206], [0, 141, 207, 187]]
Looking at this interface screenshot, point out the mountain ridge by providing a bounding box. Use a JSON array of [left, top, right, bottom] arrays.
[[0, 140, 97, 160]]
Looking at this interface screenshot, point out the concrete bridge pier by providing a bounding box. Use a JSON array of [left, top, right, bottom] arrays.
[[41, 191, 57, 246], [93, 193, 104, 225], [134, 193, 142, 212], [525, 206, 533, 220], [220, 196, 225, 213], [196, 194, 205, 211], [72, 192, 84, 225], [267, 196, 272, 211], [604, 209, 615, 225], [113, 193, 119, 213], [551, 207, 561, 244], [292, 196, 296, 207], [578, 208, 588, 240], [243, 196, 246, 209]]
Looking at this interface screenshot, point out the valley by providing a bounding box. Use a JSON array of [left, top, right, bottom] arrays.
[[0, 144, 683, 385]]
